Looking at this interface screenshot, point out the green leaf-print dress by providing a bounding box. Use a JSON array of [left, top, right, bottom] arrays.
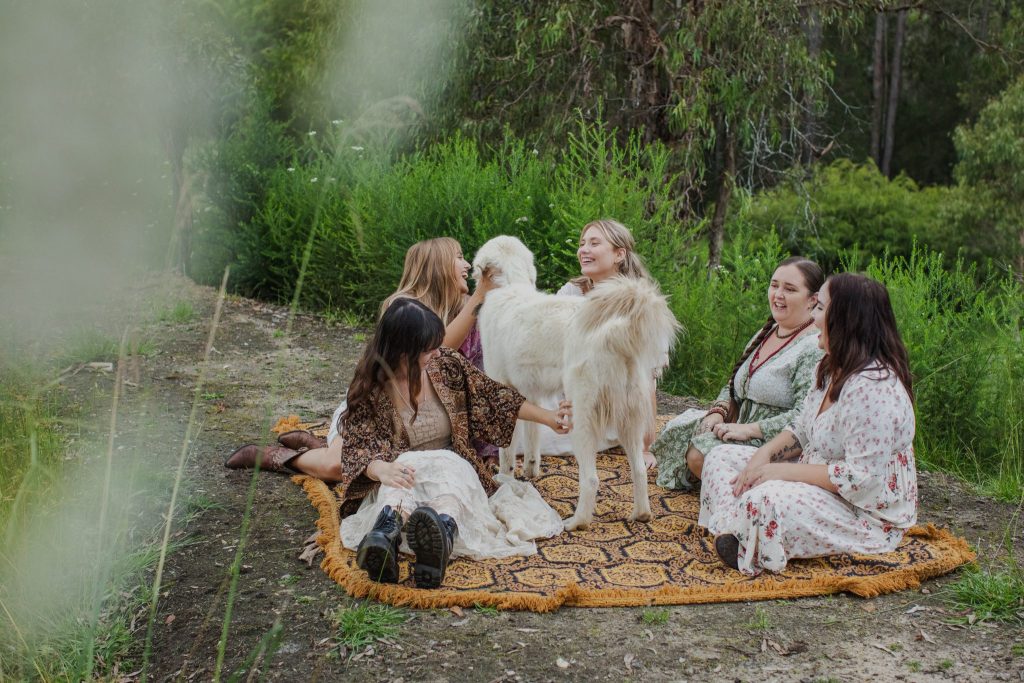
[[652, 329, 823, 490]]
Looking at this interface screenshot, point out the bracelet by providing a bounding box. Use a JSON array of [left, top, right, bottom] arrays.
[[705, 406, 728, 419]]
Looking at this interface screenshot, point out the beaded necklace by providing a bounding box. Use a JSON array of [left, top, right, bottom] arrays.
[[746, 319, 813, 378]]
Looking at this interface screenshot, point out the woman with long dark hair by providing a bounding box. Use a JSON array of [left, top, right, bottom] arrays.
[[652, 257, 825, 490], [225, 237, 500, 479], [282, 298, 568, 588], [699, 273, 917, 575]]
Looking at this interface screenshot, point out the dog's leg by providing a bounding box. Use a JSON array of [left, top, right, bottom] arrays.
[[499, 421, 523, 477], [622, 429, 653, 523], [523, 421, 542, 478], [564, 429, 598, 531]]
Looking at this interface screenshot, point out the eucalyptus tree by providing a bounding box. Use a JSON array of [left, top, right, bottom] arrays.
[[954, 76, 1024, 277], [450, 1, 860, 271]]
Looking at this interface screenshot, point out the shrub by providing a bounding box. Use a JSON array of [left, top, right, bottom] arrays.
[[208, 120, 688, 315], [739, 160, 958, 271]]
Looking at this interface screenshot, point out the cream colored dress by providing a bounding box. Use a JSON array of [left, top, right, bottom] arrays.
[[339, 381, 562, 559]]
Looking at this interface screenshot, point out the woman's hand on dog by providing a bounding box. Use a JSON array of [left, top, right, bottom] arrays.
[[367, 459, 416, 489], [555, 399, 573, 434], [517, 400, 572, 434], [472, 268, 497, 298]]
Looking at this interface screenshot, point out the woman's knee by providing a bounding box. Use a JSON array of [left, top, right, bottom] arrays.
[[685, 446, 705, 478]]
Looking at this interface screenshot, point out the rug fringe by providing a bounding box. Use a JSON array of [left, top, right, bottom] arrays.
[[293, 475, 976, 611]]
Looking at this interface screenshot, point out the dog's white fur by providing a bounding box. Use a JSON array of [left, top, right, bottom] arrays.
[[473, 235, 681, 529]]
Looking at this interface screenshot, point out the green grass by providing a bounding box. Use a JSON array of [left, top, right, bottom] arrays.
[[938, 658, 954, 671], [56, 329, 120, 365], [640, 607, 670, 625], [1011, 644, 1024, 656], [332, 603, 407, 652], [158, 300, 196, 324], [473, 602, 499, 616], [907, 661, 921, 672], [947, 563, 1024, 623], [746, 606, 772, 632]]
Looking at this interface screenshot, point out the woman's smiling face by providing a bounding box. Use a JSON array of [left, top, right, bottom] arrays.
[[768, 264, 816, 330], [453, 248, 470, 295], [812, 280, 830, 350], [577, 226, 625, 283]]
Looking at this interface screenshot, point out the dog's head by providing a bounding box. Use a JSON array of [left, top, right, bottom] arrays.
[[472, 235, 537, 288]]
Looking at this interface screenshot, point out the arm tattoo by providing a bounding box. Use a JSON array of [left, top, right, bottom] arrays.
[[768, 434, 802, 463]]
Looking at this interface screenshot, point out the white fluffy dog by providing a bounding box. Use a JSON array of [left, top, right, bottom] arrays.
[[473, 235, 681, 530]]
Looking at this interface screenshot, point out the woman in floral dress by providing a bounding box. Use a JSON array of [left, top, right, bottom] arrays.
[[700, 273, 917, 575], [652, 257, 825, 490]]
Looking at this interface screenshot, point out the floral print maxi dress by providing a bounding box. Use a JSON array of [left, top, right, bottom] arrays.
[[652, 330, 823, 490], [698, 367, 918, 575]]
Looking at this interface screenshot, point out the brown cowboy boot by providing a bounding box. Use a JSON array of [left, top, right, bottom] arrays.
[[224, 444, 303, 473], [277, 430, 326, 451]]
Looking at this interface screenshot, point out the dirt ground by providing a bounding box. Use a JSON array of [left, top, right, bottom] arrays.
[[56, 274, 1023, 682]]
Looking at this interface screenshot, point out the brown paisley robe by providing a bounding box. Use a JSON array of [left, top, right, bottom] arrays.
[[336, 348, 525, 516]]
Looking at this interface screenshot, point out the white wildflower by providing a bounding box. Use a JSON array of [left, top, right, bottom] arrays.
[[287, 167, 295, 172], [331, 119, 342, 125], [308, 131, 317, 136], [310, 177, 319, 183], [515, 216, 529, 223], [350, 146, 364, 152]]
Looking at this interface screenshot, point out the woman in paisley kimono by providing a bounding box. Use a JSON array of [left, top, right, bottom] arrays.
[[700, 273, 917, 575], [652, 257, 825, 491], [308, 298, 569, 588], [225, 237, 499, 479]]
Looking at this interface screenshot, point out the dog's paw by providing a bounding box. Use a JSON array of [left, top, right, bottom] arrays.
[[563, 515, 590, 532], [630, 510, 653, 523], [523, 462, 542, 479]]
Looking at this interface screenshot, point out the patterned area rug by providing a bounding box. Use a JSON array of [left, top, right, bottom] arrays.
[[287, 417, 974, 611]]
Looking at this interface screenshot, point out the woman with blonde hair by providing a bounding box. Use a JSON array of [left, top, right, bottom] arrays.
[[549, 219, 659, 467], [225, 236, 497, 479], [556, 219, 651, 296]]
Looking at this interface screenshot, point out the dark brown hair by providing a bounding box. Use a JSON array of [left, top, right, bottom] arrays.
[[343, 298, 445, 426], [816, 273, 913, 402], [726, 257, 825, 415]]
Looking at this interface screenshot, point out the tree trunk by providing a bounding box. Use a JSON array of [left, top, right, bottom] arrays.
[[801, 7, 823, 166], [162, 125, 193, 276], [870, 12, 887, 167], [707, 128, 735, 275], [881, 8, 907, 177]]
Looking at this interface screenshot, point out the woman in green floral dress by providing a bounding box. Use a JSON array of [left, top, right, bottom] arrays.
[[652, 257, 825, 490]]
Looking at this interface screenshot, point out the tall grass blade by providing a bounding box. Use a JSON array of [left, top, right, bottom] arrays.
[[141, 266, 231, 681]]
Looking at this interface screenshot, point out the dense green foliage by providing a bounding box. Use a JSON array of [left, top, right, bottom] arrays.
[[737, 160, 957, 270], [953, 75, 1024, 274], [194, 120, 689, 314]]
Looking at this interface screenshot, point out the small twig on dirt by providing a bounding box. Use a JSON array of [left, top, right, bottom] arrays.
[[871, 643, 898, 657]]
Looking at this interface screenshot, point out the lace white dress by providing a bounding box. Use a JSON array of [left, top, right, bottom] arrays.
[[339, 381, 562, 559]]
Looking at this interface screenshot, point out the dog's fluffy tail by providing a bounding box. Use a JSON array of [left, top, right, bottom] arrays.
[[573, 276, 682, 371]]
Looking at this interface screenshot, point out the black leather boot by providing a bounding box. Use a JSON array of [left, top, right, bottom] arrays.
[[406, 506, 458, 589], [355, 505, 402, 583]]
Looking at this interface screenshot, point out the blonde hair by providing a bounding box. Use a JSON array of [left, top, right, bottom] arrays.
[[380, 237, 465, 324], [570, 219, 650, 293]]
